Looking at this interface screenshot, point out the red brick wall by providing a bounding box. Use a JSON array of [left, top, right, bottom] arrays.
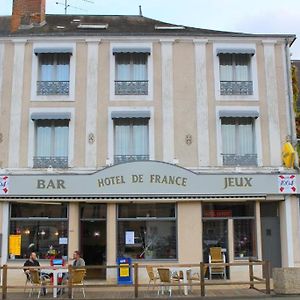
[[11, 0, 46, 32]]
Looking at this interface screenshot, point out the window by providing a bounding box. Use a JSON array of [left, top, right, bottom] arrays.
[[34, 119, 69, 168], [117, 204, 177, 260], [221, 117, 257, 166], [37, 53, 70, 95], [115, 53, 148, 95], [9, 203, 68, 259], [114, 118, 149, 164], [203, 203, 256, 259], [219, 53, 252, 95]]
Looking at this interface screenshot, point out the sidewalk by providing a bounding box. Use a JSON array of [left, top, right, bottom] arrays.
[[3, 284, 273, 299]]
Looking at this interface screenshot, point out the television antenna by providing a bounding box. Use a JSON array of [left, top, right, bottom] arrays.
[[55, 0, 94, 14]]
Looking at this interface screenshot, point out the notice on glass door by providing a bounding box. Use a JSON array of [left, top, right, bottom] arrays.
[[125, 231, 135, 245]]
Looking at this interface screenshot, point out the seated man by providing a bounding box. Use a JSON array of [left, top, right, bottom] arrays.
[[24, 252, 49, 295]]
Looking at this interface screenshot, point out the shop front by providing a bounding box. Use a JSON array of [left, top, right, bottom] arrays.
[[0, 161, 299, 282]]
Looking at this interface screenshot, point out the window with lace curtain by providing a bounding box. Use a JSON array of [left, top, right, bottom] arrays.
[[221, 117, 257, 166], [219, 53, 253, 95], [114, 118, 149, 164], [114, 53, 148, 95], [37, 53, 70, 95], [34, 119, 69, 168]]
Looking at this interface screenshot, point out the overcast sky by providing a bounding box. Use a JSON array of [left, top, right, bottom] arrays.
[[1, 0, 300, 59]]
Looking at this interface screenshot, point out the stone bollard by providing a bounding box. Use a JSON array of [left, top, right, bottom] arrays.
[[273, 268, 300, 294]]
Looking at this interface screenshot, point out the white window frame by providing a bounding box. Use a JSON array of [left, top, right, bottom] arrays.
[[107, 107, 154, 164], [110, 42, 153, 101], [31, 42, 76, 101], [28, 107, 75, 168], [213, 43, 258, 101], [216, 106, 262, 167]]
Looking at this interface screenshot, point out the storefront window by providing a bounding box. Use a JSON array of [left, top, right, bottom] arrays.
[[234, 219, 256, 258], [117, 204, 177, 260], [203, 202, 256, 259], [9, 203, 68, 259]]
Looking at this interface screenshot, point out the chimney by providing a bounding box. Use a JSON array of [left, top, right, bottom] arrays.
[[11, 0, 46, 32]]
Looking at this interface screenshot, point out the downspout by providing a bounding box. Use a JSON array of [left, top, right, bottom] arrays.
[[285, 38, 296, 146]]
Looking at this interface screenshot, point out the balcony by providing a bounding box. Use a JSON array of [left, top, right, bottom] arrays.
[[220, 81, 253, 95], [37, 81, 69, 95], [33, 156, 68, 168], [115, 80, 148, 95], [222, 154, 257, 166], [114, 155, 149, 164]]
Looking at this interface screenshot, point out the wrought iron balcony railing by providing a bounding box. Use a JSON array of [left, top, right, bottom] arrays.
[[222, 154, 258, 166], [33, 156, 68, 168], [114, 155, 150, 164], [115, 80, 148, 95], [220, 81, 253, 95], [37, 81, 70, 95]]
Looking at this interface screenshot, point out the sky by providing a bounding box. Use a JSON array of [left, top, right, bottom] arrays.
[[1, 0, 300, 59]]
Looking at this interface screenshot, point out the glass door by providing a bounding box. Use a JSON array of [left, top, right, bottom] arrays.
[[80, 204, 106, 279], [202, 220, 228, 263]]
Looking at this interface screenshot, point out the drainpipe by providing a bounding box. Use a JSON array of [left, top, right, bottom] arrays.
[[285, 38, 296, 145]]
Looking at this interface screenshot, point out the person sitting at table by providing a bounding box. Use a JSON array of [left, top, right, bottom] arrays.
[[23, 252, 49, 295], [72, 250, 85, 267]]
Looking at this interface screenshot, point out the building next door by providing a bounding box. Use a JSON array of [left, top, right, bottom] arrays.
[[80, 204, 107, 279], [260, 202, 281, 276]]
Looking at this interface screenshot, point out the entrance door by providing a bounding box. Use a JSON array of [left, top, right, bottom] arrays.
[[203, 220, 229, 277], [80, 220, 106, 279], [260, 202, 281, 276]]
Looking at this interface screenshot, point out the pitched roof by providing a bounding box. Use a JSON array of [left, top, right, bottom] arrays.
[[0, 14, 296, 42]]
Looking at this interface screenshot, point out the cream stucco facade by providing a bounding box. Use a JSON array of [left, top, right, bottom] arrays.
[[0, 3, 299, 284]]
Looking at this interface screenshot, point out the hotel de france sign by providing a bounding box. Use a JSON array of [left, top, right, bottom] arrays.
[[0, 161, 298, 198]]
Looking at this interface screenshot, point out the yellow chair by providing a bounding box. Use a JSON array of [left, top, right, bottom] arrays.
[[209, 247, 226, 280], [70, 268, 86, 299], [157, 268, 181, 296], [146, 265, 160, 290], [28, 269, 51, 298]]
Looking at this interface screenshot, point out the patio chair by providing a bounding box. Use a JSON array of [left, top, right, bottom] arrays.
[[146, 265, 160, 290], [209, 247, 226, 280], [157, 268, 181, 296], [28, 269, 52, 298], [70, 268, 86, 298]]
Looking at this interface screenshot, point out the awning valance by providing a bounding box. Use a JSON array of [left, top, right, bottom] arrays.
[[219, 110, 259, 118], [31, 112, 71, 120], [34, 48, 73, 55], [112, 47, 151, 55], [111, 111, 150, 119], [217, 48, 255, 56]]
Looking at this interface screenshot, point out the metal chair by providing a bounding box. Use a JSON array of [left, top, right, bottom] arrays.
[[28, 269, 51, 298], [146, 265, 160, 290], [70, 268, 86, 299], [209, 247, 226, 279]]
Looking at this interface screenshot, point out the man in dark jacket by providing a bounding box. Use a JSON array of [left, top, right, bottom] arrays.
[[24, 252, 48, 295]]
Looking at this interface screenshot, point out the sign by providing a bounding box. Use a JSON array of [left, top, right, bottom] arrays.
[[0, 161, 299, 197], [117, 257, 132, 285], [125, 231, 135, 245], [278, 175, 297, 193], [0, 176, 9, 194], [203, 210, 232, 218], [9, 234, 21, 256], [59, 237, 68, 245]]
